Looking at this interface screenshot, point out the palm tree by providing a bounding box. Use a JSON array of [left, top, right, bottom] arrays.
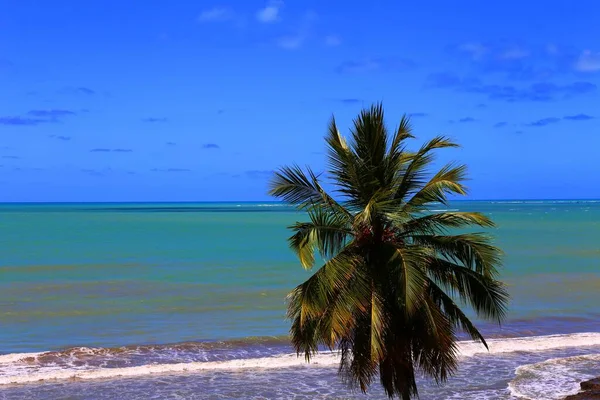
[[268, 104, 508, 399]]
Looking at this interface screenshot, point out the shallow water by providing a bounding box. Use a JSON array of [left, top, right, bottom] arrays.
[[1, 200, 599, 398]]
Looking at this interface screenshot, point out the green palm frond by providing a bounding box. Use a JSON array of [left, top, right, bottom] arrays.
[[326, 117, 366, 204], [405, 163, 467, 208], [288, 206, 353, 269], [412, 296, 459, 383], [413, 233, 503, 277], [427, 257, 508, 322], [388, 115, 414, 159], [269, 164, 352, 216], [287, 250, 369, 359], [399, 211, 495, 235], [426, 277, 488, 347], [388, 244, 428, 315], [271, 103, 508, 399], [395, 136, 460, 205], [351, 104, 388, 169]]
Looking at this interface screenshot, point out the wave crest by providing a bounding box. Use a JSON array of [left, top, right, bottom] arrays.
[[1, 332, 599, 386], [509, 353, 600, 400]]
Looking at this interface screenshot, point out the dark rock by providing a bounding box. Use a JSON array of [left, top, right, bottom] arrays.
[[564, 378, 600, 399], [564, 390, 600, 400], [582, 378, 600, 391]]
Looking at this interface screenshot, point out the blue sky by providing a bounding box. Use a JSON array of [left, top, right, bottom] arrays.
[[1, 0, 599, 201]]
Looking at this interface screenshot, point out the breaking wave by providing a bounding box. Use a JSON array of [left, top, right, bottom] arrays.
[[509, 353, 600, 399], [1, 332, 599, 386]]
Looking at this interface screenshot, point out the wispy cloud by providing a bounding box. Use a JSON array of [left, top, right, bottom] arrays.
[[275, 10, 316, 50], [324, 35, 341, 47], [0, 116, 50, 126], [336, 58, 415, 74], [80, 168, 136, 177], [28, 109, 77, 118], [451, 41, 577, 81], [198, 7, 234, 22], [61, 86, 96, 95], [245, 170, 274, 178], [0, 109, 80, 126], [458, 117, 477, 123], [166, 142, 177, 146], [151, 168, 192, 172], [90, 148, 133, 153], [457, 42, 489, 60], [142, 117, 168, 123], [277, 35, 305, 49], [494, 122, 508, 128], [12, 167, 45, 172], [203, 143, 220, 149], [408, 112, 428, 118], [563, 114, 594, 121], [82, 168, 107, 177], [497, 46, 530, 61], [526, 117, 560, 127], [427, 71, 597, 102], [256, 1, 282, 23], [78, 87, 95, 95], [2, 155, 20, 159], [574, 50, 600, 72], [458, 42, 531, 62], [49, 135, 72, 141], [426, 72, 465, 88], [338, 98, 362, 105], [335, 59, 381, 74]]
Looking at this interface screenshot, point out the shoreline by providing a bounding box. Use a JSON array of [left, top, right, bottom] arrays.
[[1, 332, 600, 387]]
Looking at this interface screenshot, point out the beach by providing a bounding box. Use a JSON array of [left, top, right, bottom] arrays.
[[1, 201, 599, 399]]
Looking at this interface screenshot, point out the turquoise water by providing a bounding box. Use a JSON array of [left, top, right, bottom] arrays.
[[0, 201, 599, 399]]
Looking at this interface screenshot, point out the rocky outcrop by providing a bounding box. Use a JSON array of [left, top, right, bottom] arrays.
[[564, 378, 600, 399], [581, 378, 600, 391]]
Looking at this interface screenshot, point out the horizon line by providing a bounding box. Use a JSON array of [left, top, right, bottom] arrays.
[[1, 198, 599, 204]]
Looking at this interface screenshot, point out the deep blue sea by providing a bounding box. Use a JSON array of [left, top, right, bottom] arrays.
[[1, 201, 599, 399]]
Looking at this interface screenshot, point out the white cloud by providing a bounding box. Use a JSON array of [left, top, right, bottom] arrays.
[[497, 47, 529, 60], [198, 7, 233, 22], [275, 11, 316, 50], [256, 1, 282, 23], [575, 50, 600, 72], [458, 42, 488, 60], [277, 35, 305, 49], [324, 35, 341, 47]]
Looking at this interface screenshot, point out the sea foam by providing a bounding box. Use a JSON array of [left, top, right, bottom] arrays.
[[508, 353, 600, 399], [0, 332, 599, 386]]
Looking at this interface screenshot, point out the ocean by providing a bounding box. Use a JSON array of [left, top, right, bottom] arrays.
[[0, 201, 599, 399]]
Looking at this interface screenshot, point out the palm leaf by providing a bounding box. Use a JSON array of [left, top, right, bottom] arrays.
[[427, 257, 509, 322], [288, 207, 352, 269], [426, 277, 488, 348], [412, 233, 503, 277], [394, 136, 459, 204], [287, 250, 369, 359], [388, 244, 428, 316], [399, 211, 495, 236], [405, 163, 468, 208]]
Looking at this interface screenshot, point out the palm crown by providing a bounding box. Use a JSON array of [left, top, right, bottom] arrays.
[[269, 104, 508, 399]]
